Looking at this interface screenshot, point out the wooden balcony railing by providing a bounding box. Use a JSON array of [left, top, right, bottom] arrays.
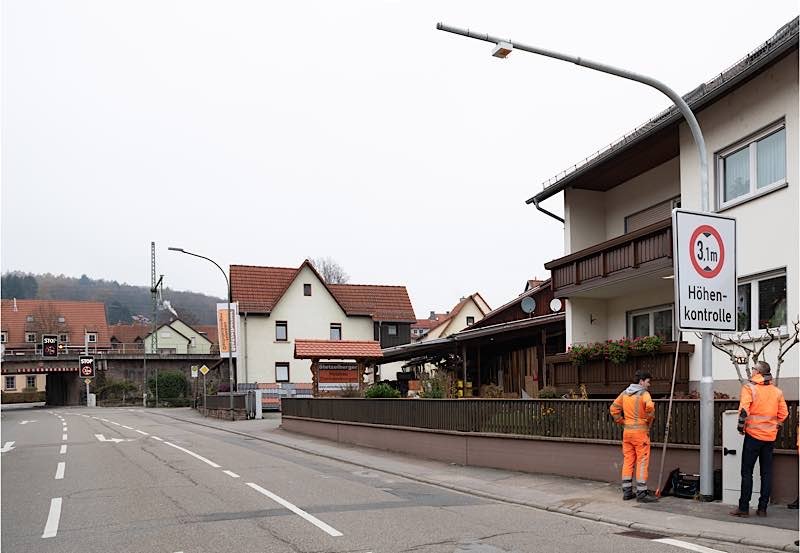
[[544, 342, 693, 396], [545, 218, 672, 296]]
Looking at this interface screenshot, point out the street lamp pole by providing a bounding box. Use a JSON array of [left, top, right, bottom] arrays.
[[436, 23, 714, 499], [168, 247, 236, 421]]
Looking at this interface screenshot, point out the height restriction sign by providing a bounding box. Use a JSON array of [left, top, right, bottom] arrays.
[[673, 209, 737, 331]]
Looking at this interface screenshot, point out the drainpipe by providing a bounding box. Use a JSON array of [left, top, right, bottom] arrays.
[[531, 197, 564, 224], [243, 312, 248, 384]]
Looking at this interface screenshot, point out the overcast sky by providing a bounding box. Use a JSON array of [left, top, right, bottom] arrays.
[[2, 1, 797, 316]]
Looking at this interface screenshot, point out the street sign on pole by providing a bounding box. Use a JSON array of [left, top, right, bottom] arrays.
[[79, 355, 95, 378], [191, 365, 199, 378], [199, 365, 210, 375], [672, 209, 737, 332], [42, 335, 58, 358], [84, 378, 92, 385]]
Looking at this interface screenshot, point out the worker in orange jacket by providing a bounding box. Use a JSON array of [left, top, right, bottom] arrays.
[[729, 361, 788, 518], [610, 370, 657, 503]]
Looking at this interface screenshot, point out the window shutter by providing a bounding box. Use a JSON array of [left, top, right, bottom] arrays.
[[625, 197, 679, 233]]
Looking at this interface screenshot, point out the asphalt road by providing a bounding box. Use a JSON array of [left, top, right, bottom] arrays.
[[0, 405, 782, 553]]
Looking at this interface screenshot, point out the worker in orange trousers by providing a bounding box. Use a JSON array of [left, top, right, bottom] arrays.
[[610, 370, 658, 503]]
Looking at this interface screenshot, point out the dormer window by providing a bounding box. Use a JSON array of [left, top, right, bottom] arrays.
[[0, 332, 7, 343], [25, 332, 36, 343], [87, 333, 97, 343], [57, 316, 66, 323], [26, 315, 34, 322]]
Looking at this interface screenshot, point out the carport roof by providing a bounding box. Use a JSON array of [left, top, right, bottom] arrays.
[[294, 339, 383, 360]]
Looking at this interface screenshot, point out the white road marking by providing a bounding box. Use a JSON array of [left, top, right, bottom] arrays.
[[94, 434, 131, 443], [1, 441, 16, 453], [135, 430, 149, 435], [19, 420, 38, 425], [100, 418, 109, 422], [41, 497, 62, 538], [110, 422, 121, 426], [246, 482, 343, 537], [223, 470, 240, 478], [121, 425, 133, 430], [652, 538, 727, 553], [163, 441, 221, 468], [55, 462, 65, 480], [91, 416, 99, 420], [60, 445, 67, 454], [62, 434, 68, 441], [151, 436, 163, 441]]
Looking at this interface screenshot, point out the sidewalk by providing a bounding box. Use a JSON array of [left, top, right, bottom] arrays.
[[149, 409, 800, 552]]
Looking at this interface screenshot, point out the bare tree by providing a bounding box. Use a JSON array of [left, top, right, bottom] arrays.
[[709, 316, 800, 385], [309, 257, 349, 284], [29, 303, 71, 337]]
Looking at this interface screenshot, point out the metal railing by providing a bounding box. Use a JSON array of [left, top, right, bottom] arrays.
[[282, 398, 799, 450]]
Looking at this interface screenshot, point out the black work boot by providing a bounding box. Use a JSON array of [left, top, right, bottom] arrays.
[[637, 490, 658, 503], [788, 498, 798, 509], [623, 489, 635, 501]]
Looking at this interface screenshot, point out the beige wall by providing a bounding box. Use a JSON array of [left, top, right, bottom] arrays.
[[566, 298, 608, 345], [3, 374, 46, 392], [679, 52, 799, 397], [606, 284, 676, 339], [564, 189, 606, 253], [239, 265, 374, 384]]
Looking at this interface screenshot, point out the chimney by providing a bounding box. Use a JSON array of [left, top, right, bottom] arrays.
[[429, 311, 436, 320]]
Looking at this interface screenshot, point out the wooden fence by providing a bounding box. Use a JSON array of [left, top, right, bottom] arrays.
[[282, 398, 799, 450]]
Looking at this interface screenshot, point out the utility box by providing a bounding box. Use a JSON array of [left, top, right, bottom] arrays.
[[722, 410, 761, 507], [87, 393, 96, 408]]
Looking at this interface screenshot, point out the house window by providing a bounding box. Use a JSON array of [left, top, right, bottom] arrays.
[[627, 305, 674, 341], [466, 316, 475, 326], [57, 316, 65, 323], [736, 270, 786, 331], [387, 324, 397, 336], [275, 362, 290, 383], [330, 323, 342, 341], [59, 333, 69, 343], [275, 321, 288, 341], [26, 315, 34, 322], [5, 376, 15, 390], [190, 337, 197, 347], [26, 376, 36, 389], [87, 333, 97, 343], [0, 332, 6, 343], [25, 332, 36, 343], [718, 122, 786, 208], [304, 284, 312, 296]]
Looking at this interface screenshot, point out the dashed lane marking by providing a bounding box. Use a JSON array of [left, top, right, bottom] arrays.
[[55, 462, 65, 480], [223, 470, 240, 478], [163, 441, 221, 468], [121, 425, 134, 430], [59, 445, 67, 454], [246, 482, 343, 537], [151, 436, 163, 441], [651, 539, 726, 553], [41, 498, 62, 538], [135, 430, 149, 435], [62, 434, 68, 441]]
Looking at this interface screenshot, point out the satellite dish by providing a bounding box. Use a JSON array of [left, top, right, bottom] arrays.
[[521, 297, 536, 314], [550, 298, 563, 312]]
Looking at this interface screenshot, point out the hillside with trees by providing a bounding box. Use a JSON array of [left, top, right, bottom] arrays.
[[1, 272, 222, 325]]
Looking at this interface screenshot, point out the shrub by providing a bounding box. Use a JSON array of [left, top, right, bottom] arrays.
[[364, 382, 401, 398], [633, 335, 663, 354], [538, 386, 559, 399], [420, 370, 449, 398], [480, 383, 504, 398], [568, 335, 665, 365], [147, 371, 188, 400], [96, 379, 138, 400], [339, 383, 362, 397]]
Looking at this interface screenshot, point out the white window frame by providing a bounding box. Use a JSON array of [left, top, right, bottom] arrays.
[[627, 304, 675, 341], [275, 321, 288, 342], [5, 376, 16, 390], [716, 120, 787, 210], [25, 332, 36, 343], [0, 332, 7, 343], [330, 323, 342, 341], [387, 324, 398, 336], [466, 316, 475, 326], [26, 375, 36, 389], [275, 362, 290, 383], [735, 268, 787, 336], [86, 332, 98, 343], [59, 333, 69, 343]]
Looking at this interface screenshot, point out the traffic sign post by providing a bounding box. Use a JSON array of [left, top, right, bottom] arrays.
[[80, 356, 95, 407], [200, 365, 209, 413], [673, 209, 737, 332], [42, 335, 58, 358]]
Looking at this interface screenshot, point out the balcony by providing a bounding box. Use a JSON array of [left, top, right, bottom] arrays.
[[545, 218, 673, 298]]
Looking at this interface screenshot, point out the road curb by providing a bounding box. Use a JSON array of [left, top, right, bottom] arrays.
[[146, 410, 797, 553]]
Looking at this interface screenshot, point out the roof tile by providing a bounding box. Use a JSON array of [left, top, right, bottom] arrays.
[[294, 339, 383, 359]]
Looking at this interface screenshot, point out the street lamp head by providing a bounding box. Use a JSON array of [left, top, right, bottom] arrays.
[[167, 247, 185, 252], [492, 41, 513, 59]]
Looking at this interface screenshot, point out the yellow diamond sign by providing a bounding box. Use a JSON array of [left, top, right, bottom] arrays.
[[199, 365, 210, 376]]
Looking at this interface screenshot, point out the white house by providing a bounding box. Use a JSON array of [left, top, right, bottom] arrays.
[[231, 260, 417, 384], [531, 18, 798, 399], [143, 320, 214, 355], [415, 293, 492, 342]]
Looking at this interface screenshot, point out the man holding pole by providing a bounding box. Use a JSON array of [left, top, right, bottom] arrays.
[[610, 370, 658, 503]]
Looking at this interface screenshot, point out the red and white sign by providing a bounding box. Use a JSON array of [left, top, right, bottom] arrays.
[[673, 209, 737, 332]]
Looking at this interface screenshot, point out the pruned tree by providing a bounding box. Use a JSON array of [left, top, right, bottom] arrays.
[[709, 316, 799, 385], [309, 257, 350, 284], [28, 303, 71, 337]]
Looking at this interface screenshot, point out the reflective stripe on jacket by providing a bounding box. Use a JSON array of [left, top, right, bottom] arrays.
[[738, 373, 788, 442], [610, 389, 654, 432]]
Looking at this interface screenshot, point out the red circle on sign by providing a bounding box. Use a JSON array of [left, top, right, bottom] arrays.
[[689, 224, 725, 278]]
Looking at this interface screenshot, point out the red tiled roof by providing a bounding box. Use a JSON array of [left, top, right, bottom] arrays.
[[1, 299, 111, 347], [412, 317, 444, 330], [195, 325, 219, 345], [109, 323, 148, 344], [328, 284, 416, 322], [294, 339, 383, 360], [230, 262, 416, 322]]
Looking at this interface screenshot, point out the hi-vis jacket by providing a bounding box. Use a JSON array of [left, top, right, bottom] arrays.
[[738, 373, 788, 442], [610, 384, 655, 432]]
